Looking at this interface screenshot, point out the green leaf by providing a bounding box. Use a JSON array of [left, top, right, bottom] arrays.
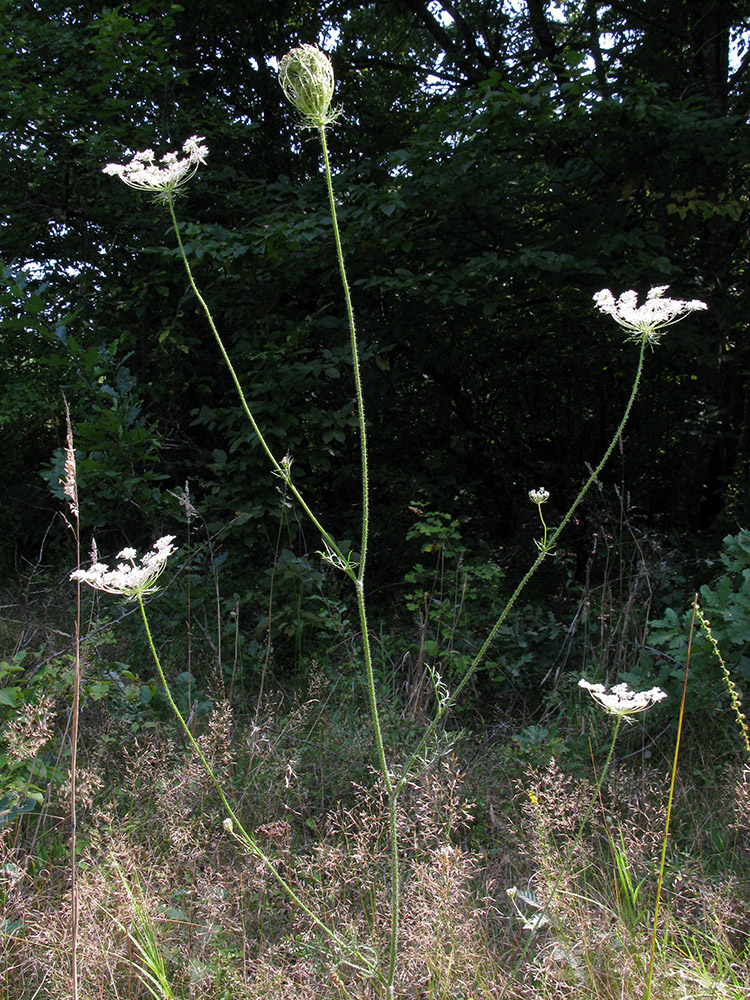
[[0, 687, 21, 707]]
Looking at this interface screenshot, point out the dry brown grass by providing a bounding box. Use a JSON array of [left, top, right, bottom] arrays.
[[1, 676, 749, 999]]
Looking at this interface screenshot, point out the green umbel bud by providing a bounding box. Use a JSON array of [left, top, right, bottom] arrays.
[[279, 45, 338, 128]]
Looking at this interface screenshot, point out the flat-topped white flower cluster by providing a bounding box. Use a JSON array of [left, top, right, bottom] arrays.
[[579, 677, 667, 719], [528, 487, 549, 505], [103, 136, 208, 202], [593, 285, 707, 343], [71, 536, 177, 599]]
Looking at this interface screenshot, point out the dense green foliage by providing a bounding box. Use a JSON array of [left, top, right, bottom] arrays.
[[2, 1, 749, 621]]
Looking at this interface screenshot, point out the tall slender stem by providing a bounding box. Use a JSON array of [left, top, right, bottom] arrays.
[[316, 128, 389, 778], [398, 337, 649, 791], [317, 123, 399, 991], [166, 196, 351, 577], [167, 142, 399, 986], [318, 126, 369, 580], [645, 597, 694, 1000]]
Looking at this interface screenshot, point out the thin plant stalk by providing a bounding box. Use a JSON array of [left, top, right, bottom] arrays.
[[316, 121, 387, 783], [135, 592, 380, 981], [165, 196, 351, 578], [645, 596, 695, 1000], [397, 335, 649, 790], [61, 399, 80, 1000], [166, 128, 398, 988], [317, 120, 400, 992], [318, 124, 369, 580]]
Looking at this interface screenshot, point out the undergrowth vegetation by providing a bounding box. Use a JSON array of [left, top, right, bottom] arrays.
[[2, 511, 749, 999]]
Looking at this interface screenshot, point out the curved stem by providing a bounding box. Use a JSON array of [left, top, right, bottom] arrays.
[[136, 594, 376, 971], [397, 337, 648, 792], [166, 196, 352, 578], [167, 167, 394, 982]]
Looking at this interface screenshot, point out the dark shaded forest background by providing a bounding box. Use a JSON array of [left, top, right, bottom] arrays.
[[1, 0, 749, 686]]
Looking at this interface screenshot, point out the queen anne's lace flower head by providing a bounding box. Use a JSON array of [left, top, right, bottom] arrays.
[[579, 677, 667, 721], [71, 536, 177, 599], [593, 286, 707, 345], [528, 488, 549, 505], [279, 45, 339, 128], [103, 136, 208, 203]]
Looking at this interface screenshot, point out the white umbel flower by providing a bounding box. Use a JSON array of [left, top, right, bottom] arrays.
[[71, 536, 177, 599], [593, 286, 707, 344], [579, 678, 667, 721], [528, 488, 550, 505], [103, 136, 208, 203]]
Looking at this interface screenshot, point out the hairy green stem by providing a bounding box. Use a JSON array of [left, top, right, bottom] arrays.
[[316, 125, 388, 787], [167, 139, 397, 987], [318, 125, 369, 580], [397, 337, 649, 791], [166, 196, 351, 577], [645, 597, 693, 1000], [317, 123, 398, 991], [136, 594, 375, 972]]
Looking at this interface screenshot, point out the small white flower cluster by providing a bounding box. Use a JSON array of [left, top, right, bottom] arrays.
[[579, 677, 667, 720], [593, 286, 707, 344], [71, 536, 177, 599], [528, 487, 549, 505], [103, 136, 208, 202]]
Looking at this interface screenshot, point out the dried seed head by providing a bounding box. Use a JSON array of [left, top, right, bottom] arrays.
[[62, 398, 78, 521]]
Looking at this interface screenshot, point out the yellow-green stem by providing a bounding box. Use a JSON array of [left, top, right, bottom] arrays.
[[135, 594, 375, 971], [397, 337, 648, 791], [645, 597, 694, 1000], [166, 196, 351, 578]]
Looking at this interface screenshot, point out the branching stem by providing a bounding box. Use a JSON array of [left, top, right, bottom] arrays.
[[163, 161, 650, 998]]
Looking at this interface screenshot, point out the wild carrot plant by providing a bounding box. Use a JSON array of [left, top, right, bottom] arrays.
[[69, 44, 712, 997]]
